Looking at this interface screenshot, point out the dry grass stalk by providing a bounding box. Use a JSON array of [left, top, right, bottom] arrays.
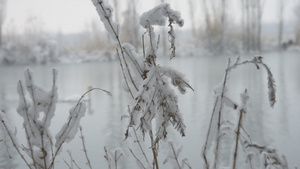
[[132, 127, 152, 168], [232, 107, 246, 169], [128, 148, 147, 169], [104, 146, 112, 169], [67, 150, 81, 169], [203, 56, 277, 169], [79, 126, 93, 169]]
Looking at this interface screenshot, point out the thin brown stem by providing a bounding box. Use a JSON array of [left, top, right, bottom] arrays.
[[116, 48, 134, 98], [203, 96, 219, 169], [120, 48, 139, 91], [79, 126, 93, 169], [67, 150, 81, 169], [75, 87, 111, 107], [149, 130, 159, 169], [132, 127, 152, 168], [128, 148, 147, 169], [115, 151, 118, 169], [142, 34, 145, 58], [24, 126, 38, 169], [43, 69, 57, 126], [41, 131, 47, 169], [104, 146, 112, 169], [0, 119, 32, 169], [123, 47, 143, 76], [214, 59, 231, 169], [169, 142, 182, 169], [233, 109, 245, 169]]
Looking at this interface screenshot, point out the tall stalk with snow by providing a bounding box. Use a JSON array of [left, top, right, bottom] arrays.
[[202, 56, 288, 169], [90, 1, 193, 168]]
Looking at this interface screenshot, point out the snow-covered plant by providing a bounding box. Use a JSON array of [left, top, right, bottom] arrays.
[[202, 56, 279, 169], [90, 1, 193, 168], [0, 68, 110, 169]]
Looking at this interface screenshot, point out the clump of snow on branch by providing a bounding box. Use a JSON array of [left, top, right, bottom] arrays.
[[55, 102, 86, 147], [140, 3, 184, 59], [139, 3, 183, 28], [91, 0, 120, 42], [125, 65, 193, 145]]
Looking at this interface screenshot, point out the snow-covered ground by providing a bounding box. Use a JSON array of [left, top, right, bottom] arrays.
[[0, 51, 299, 168]]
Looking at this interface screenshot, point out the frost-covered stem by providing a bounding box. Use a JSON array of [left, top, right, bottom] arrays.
[[142, 34, 145, 58], [18, 80, 36, 138], [156, 34, 160, 51], [25, 70, 38, 120], [41, 131, 47, 169], [203, 96, 219, 169], [128, 148, 147, 169], [113, 150, 123, 169], [43, 69, 57, 125], [114, 151, 117, 169], [104, 146, 112, 169], [123, 47, 143, 76], [149, 130, 159, 169], [120, 48, 139, 91], [241, 125, 252, 143], [183, 159, 192, 169], [96, 0, 138, 92], [79, 126, 92, 169], [67, 150, 81, 169], [170, 142, 182, 169], [0, 119, 32, 169], [214, 59, 231, 169], [24, 126, 38, 169], [232, 108, 245, 169], [46, 132, 54, 164], [132, 127, 152, 168], [116, 48, 134, 98], [226, 57, 276, 107], [49, 103, 84, 169], [63, 159, 72, 169], [75, 88, 111, 107], [147, 22, 155, 53]]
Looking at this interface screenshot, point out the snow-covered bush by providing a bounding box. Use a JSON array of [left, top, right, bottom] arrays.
[[90, 0, 193, 168], [0, 68, 109, 169], [0, 36, 60, 65]]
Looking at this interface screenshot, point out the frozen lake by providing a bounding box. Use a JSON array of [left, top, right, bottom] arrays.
[[0, 52, 299, 168]]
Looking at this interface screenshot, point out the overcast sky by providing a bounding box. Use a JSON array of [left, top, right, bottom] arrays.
[[3, 0, 298, 35]]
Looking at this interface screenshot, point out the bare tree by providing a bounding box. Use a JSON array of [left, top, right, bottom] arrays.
[[121, 0, 140, 49], [294, 1, 300, 44], [0, 0, 6, 46], [256, 0, 265, 51], [200, 0, 227, 54], [241, 0, 264, 52], [278, 0, 284, 50], [188, 0, 196, 36]]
